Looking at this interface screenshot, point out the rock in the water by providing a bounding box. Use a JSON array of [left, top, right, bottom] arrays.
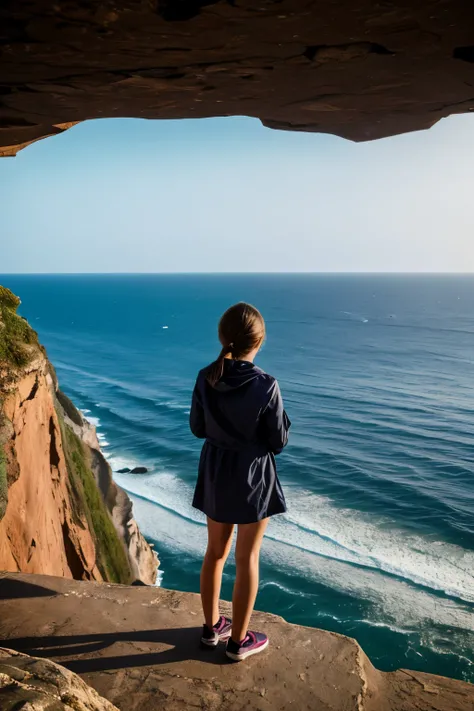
[[0, 647, 119, 710], [115, 466, 149, 474]]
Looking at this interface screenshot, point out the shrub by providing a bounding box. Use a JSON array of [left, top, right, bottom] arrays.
[[0, 286, 39, 368]]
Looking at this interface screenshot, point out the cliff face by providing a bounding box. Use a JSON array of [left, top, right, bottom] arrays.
[[0, 286, 158, 585], [0, 356, 103, 580], [62, 392, 159, 586]]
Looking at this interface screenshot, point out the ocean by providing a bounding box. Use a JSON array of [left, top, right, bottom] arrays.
[[2, 273, 473, 683]]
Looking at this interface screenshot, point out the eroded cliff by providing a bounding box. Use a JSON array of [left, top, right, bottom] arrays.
[[0, 285, 158, 585]]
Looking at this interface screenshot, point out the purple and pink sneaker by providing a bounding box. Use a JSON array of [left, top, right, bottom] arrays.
[[226, 631, 269, 661], [201, 616, 232, 647]]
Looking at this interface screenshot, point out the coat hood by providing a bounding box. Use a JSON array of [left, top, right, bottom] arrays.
[[212, 359, 264, 392]]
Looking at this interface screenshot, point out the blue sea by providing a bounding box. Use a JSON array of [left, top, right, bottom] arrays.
[[2, 273, 474, 683]]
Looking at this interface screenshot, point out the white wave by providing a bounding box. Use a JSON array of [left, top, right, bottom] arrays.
[[114, 469, 204, 526], [316, 611, 344, 623], [125, 488, 474, 642], [352, 618, 416, 636], [341, 311, 368, 323], [260, 580, 313, 599], [80, 408, 91, 415], [102, 454, 474, 650], [157, 400, 190, 413], [273, 489, 474, 604], [97, 434, 109, 447], [111, 468, 474, 605], [262, 535, 474, 636], [85, 415, 101, 428], [129, 490, 206, 558]]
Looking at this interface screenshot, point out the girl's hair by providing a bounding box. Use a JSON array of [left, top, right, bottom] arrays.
[[206, 302, 266, 386]]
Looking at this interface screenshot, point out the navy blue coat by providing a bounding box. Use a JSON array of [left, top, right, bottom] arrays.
[[190, 359, 290, 524]]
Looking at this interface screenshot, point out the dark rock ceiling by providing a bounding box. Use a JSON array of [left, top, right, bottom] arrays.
[[1, 1, 474, 155]]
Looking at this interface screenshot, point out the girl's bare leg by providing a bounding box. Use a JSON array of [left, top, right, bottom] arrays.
[[231, 518, 269, 643], [200, 517, 234, 628]]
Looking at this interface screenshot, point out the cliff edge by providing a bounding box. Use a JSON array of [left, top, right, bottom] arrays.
[[0, 285, 158, 585], [0, 572, 472, 711]]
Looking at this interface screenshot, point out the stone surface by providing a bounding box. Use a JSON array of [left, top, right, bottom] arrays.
[[1, 1, 474, 155], [0, 647, 119, 711], [0, 572, 473, 711]]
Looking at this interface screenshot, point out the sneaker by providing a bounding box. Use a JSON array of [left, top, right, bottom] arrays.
[[226, 631, 269, 661], [201, 616, 232, 647]]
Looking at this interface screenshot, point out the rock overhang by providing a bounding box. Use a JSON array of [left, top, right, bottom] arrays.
[[1, 0, 474, 156]]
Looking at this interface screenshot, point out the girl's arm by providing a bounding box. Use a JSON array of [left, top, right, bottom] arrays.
[[190, 382, 206, 438], [260, 380, 291, 454]]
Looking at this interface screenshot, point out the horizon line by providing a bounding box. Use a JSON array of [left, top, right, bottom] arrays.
[[2, 271, 474, 277]]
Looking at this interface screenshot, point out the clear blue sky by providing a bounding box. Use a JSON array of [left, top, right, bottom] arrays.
[[2, 114, 474, 273]]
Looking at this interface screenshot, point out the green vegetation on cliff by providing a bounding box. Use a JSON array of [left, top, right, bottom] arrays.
[[56, 389, 84, 427], [0, 286, 39, 369], [57, 409, 132, 584]]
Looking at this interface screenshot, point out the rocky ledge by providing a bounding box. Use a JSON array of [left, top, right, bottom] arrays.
[[0, 572, 472, 711]]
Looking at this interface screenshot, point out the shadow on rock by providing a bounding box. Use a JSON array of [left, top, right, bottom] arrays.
[[1, 626, 231, 673], [0, 578, 59, 600]]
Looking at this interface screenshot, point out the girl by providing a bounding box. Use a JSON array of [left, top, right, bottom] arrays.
[[190, 302, 290, 661]]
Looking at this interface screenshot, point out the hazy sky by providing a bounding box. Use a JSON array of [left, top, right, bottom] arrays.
[[1, 114, 474, 273]]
